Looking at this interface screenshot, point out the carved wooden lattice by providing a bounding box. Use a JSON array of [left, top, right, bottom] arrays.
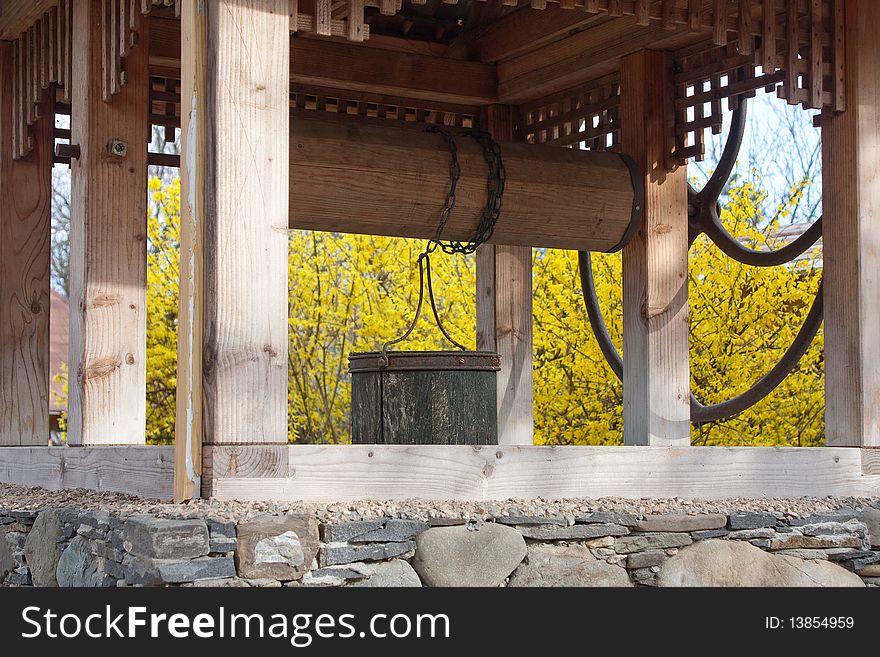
[[521, 75, 620, 151]]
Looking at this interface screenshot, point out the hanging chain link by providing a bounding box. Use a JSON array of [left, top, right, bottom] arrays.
[[425, 126, 506, 256]]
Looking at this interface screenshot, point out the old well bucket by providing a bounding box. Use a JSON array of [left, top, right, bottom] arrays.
[[349, 350, 500, 445]]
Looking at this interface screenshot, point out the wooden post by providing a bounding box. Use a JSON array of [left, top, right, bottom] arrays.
[[0, 43, 52, 446], [476, 105, 534, 446], [67, 1, 149, 445], [822, 0, 880, 448], [619, 50, 691, 446], [177, 0, 290, 499]]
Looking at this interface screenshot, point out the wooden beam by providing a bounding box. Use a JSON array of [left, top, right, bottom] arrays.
[[174, 0, 204, 501], [497, 15, 696, 104], [476, 105, 533, 446], [620, 50, 690, 446], [822, 0, 880, 448], [207, 445, 880, 501], [288, 112, 637, 251], [200, 0, 290, 447], [148, 17, 498, 106], [0, 446, 173, 500], [67, 1, 149, 445], [0, 42, 52, 447], [0, 0, 58, 40]]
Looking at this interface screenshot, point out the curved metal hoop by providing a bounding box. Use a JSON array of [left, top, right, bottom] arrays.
[[688, 98, 823, 267], [577, 251, 824, 424]]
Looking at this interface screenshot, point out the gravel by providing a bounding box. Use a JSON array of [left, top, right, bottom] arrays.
[[1, 483, 878, 525]]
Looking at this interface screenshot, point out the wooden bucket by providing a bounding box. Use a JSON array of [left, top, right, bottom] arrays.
[[349, 351, 501, 445]]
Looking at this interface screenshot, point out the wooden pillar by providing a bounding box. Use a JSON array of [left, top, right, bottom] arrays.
[[176, 0, 290, 499], [476, 105, 534, 446], [619, 50, 691, 446], [0, 43, 52, 446], [67, 1, 149, 445], [823, 0, 880, 447]]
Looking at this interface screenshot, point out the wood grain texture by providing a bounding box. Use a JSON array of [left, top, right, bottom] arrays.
[[289, 112, 636, 251], [620, 50, 690, 446], [174, 0, 205, 501], [476, 106, 533, 447], [67, 0, 148, 445], [822, 0, 880, 448], [208, 445, 880, 501], [203, 0, 289, 445], [0, 42, 52, 446], [0, 0, 59, 40], [0, 446, 173, 500]]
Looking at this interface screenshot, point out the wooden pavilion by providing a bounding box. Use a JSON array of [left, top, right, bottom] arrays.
[[0, 0, 877, 502]]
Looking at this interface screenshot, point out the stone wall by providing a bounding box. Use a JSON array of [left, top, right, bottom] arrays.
[[2, 504, 879, 587]]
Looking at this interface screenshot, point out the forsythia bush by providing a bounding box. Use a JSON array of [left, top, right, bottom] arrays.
[[140, 177, 823, 446]]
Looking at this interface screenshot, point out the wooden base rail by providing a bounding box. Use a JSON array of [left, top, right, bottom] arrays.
[[0, 445, 876, 503], [206, 445, 880, 502], [0, 446, 174, 500]]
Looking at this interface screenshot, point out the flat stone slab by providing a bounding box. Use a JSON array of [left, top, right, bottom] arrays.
[[411, 524, 526, 587], [494, 516, 568, 527], [123, 515, 209, 560], [321, 541, 415, 567], [627, 549, 669, 570], [236, 514, 318, 581], [728, 512, 777, 530], [575, 512, 638, 527], [614, 533, 693, 554], [124, 556, 235, 586], [634, 514, 727, 533], [322, 519, 429, 543], [509, 544, 631, 587], [518, 524, 629, 541], [767, 534, 863, 551], [658, 539, 864, 587], [691, 529, 729, 541]]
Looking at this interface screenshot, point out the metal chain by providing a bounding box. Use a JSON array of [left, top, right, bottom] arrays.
[[425, 126, 506, 256]]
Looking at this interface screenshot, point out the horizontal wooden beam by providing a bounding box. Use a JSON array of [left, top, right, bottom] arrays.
[[0, 446, 174, 500], [208, 445, 880, 502], [289, 112, 638, 251], [149, 17, 497, 106]]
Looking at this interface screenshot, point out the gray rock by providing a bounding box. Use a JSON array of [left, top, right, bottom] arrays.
[[768, 534, 862, 550], [728, 528, 778, 540], [56, 536, 115, 587], [306, 566, 370, 584], [123, 515, 210, 559], [635, 514, 726, 533], [411, 524, 526, 587], [825, 549, 874, 562], [207, 519, 237, 539], [775, 549, 829, 560], [494, 516, 568, 527], [124, 556, 235, 585], [856, 563, 880, 577], [627, 550, 668, 570], [658, 539, 864, 587], [235, 514, 319, 581], [321, 541, 415, 567], [858, 506, 880, 548], [749, 539, 771, 548], [185, 577, 251, 588], [349, 560, 422, 587], [5, 569, 32, 586], [630, 567, 656, 581], [799, 520, 867, 538], [790, 509, 860, 526], [10, 510, 38, 521], [509, 544, 632, 587], [518, 524, 629, 541], [850, 554, 880, 571], [323, 519, 430, 543], [427, 517, 467, 527], [0, 528, 14, 582], [575, 512, 638, 527], [210, 537, 237, 553], [728, 512, 777, 530], [24, 509, 64, 587], [614, 533, 693, 554], [691, 529, 729, 541]]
